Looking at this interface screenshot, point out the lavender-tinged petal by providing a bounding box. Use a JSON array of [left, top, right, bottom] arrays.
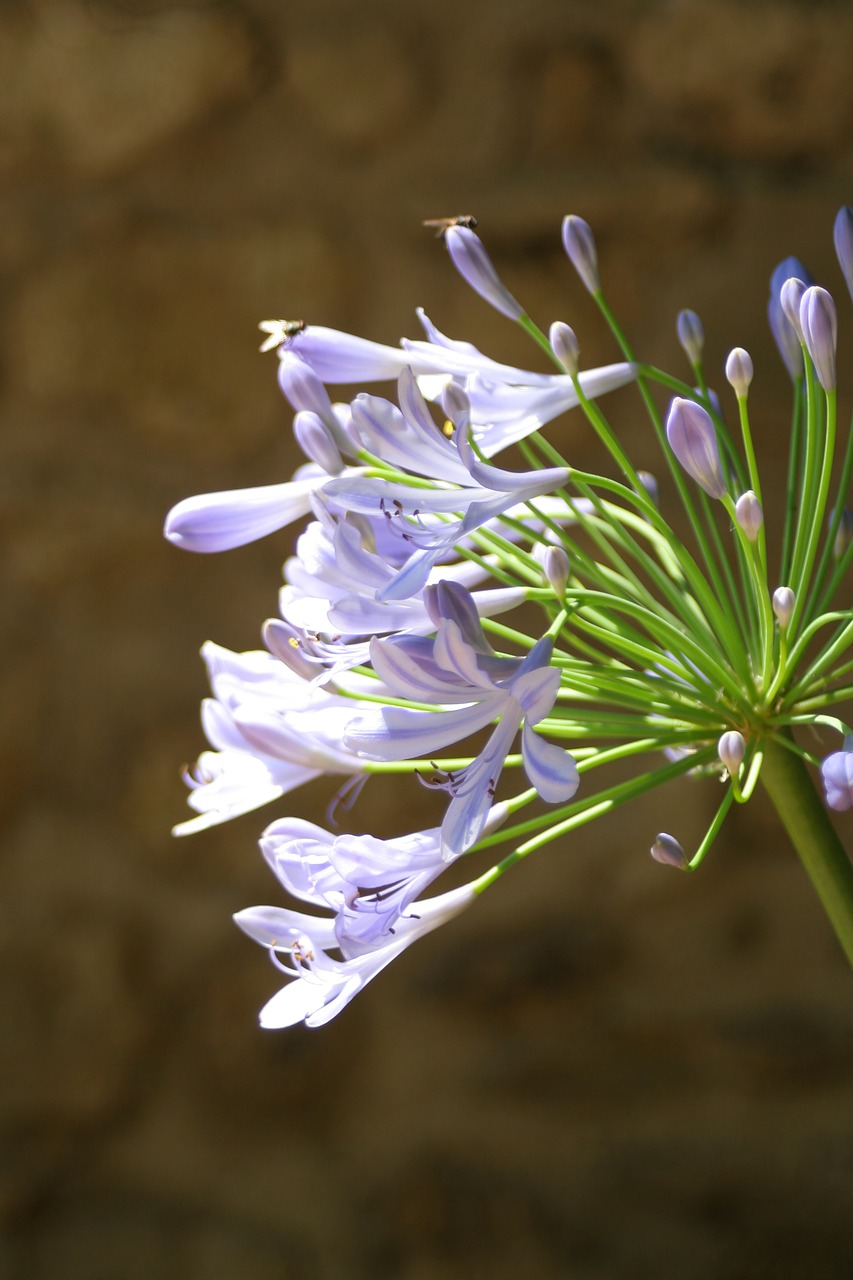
[[821, 751, 853, 811], [440, 717, 520, 856], [322, 475, 483, 515], [351, 391, 469, 484], [768, 257, 812, 379], [164, 474, 321, 553], [415, 308, 485, 358], [833, 206, 853, 304], [433, 620, 496, 690], [367, 634, 490, 704], [344, 698, 504, 761], [233, 906, 339, 951], [520, 724, 580, 802], [456, 424, 569, 495], [509, 663, 562, 723], [780, 278, 807, 340], [285, 325, 412, 381], [424, 579, 493, 652], [444, 225, 523, 321]]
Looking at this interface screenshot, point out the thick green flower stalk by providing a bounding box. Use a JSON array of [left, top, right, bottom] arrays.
[[166, 209, 853, 1028]]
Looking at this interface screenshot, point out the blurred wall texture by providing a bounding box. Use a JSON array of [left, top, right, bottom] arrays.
[[2, 1, 853, 1277]]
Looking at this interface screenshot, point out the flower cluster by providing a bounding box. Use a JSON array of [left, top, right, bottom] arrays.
[[167, 210, 853, 1027]]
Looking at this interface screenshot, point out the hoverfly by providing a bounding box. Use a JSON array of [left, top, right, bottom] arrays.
[[258, 318, 306, 352], [422, 214, 479, 239]]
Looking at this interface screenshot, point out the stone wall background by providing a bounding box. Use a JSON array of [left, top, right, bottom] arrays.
[[1, 0, 852, 1276]]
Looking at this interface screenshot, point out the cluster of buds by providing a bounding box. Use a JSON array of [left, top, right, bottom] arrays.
[[166, 206, 853, 1027]]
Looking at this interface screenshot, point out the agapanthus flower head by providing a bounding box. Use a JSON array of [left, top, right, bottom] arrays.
[[169, 207, 853, 1027]]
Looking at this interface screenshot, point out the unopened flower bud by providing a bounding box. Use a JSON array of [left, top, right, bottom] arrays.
[[676, 309, 704, 366], [725, 347, 753, 398], [293, 411, 344, 474], [718, 730, 745, 778], [561, 215, 600, 294], [821, 749, 853, 811], [772, 586, 795, 629], [444, 226, 523, 321], [734, 490, 763, 541], [543, 545, 570, 597], [799, 285, 837, 392], [833, 507, 853, 561], [768, 258, 812, 379], [833, 205, 853, 304], [665, 397, 727, 499], [650, 833, 687, 869], [637, 470, 659, 507], [549, 321, 579, 376], [780, 277, 807, 341]]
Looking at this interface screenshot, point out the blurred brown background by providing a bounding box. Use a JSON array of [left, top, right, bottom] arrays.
[[2, 0, 853, 1276]]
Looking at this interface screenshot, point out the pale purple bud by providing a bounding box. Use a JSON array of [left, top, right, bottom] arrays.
[[293, 411, 344, 474], [637, 470, 659, 507], [561, 215, 600, 294], [444, 226, 523, 321], [650, 833, 686, 869], [833, 507, 853, 561], [768, 258, 812, 379], [725, 347, 753, 398], [549, 321, 579, 376], [772, 586, 795, 628], [799, 285, 837, 392], [676, 310, 704, 366], [734, 490, 763, 541], [821, 750, 853, 811], [543, 545, 570, 597], [780, 277, 808, 340], [718, 730, 745, 778], [833, 206, 853, 304], [665, 397, 727, 499]]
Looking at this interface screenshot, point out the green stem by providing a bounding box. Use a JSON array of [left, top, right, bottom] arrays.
[[761, 731, 853, 966]]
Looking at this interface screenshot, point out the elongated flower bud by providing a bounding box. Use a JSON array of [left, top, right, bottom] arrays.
[[293, 411, 344, 474], [562, 215, 600, 294], [833, 206, 853, 304], [768, 258, 812, 379], [718, 730, 745, 777], [444, 226, 523, 321], [543, 545, 570, 597], [665, 397, 727, 499], [799, 286, 837, 392], [725, 347, 753, 398], [780, 277, 807, 341], [734, 490, 763, 541], [821, 750, 853, 811], [638, 470, 659, 507], [650, 833, 686, 869], [833, 507, 853, 561], [549, 321, 579, 376], [676, 309, 704, 366], [772, 586, 795, 628]]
